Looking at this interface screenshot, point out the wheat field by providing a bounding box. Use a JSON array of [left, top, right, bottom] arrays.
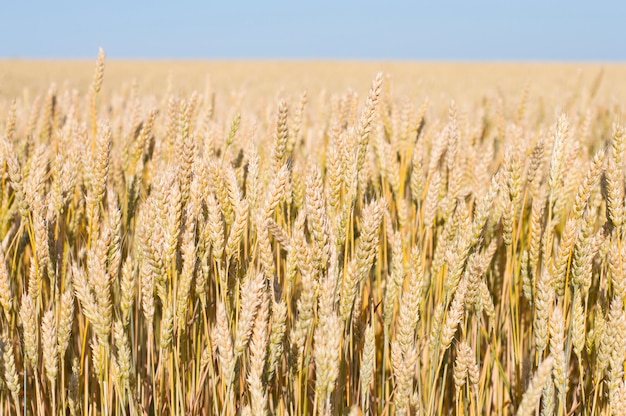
[[0, 51, 626, 415]]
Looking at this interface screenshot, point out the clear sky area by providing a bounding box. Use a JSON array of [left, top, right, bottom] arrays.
[[0, 0, 624, 60]]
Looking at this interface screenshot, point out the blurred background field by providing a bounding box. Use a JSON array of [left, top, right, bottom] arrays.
[[2, 60, 624, 106]]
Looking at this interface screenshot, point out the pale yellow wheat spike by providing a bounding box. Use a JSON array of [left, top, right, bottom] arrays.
[[234, 271, 264, 356], [266, 299, 287, 382], [159, 297, 174, 350], [395, 245, 425, 354], [3, 99, 17, 142], [607, 295, 626, 405], [175, 219, 197, 332], [305, 165, 330, 271], [356, 72, 384, 176], [247, 291, 269, 416], [339, 199, 385, 320], [57, 289, 74, 361], [548, 114, 569, 199], [0, 248, 12, 321], [534, 267, 553, 356], [113, 320, 132, 402], [454, 342, 480, 391], [360, 323, 376, 413], [1, 332, 21, 411], [213, 298, 235, 385], [314, 267, 342, 416], [549, 304, 566, 400], [42, 309, 59, 385], [526, 137, 545, 187], [383, 230, 404, 329], [20, 293, 38, 369], [272, 99, 289, 173], [517, 357, 555, 416], [90, 47, 106, 141], [440, 276, 469, 353], [120, 260, 136, 326]]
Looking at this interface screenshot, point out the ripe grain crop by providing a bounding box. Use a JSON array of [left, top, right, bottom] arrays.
[[0, 51, 625, 415]]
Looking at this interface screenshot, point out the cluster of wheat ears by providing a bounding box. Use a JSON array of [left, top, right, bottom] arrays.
[[0, 50, 625, 416]]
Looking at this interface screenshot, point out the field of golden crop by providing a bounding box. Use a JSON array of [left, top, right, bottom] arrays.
[[1, 52, 626, 415]]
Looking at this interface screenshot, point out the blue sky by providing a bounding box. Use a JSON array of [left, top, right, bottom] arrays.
[[0, 1, 624, 60]]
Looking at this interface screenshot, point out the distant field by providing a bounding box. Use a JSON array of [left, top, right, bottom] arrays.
[[1, 57, 626, 415], [1, 60, 624, 100]]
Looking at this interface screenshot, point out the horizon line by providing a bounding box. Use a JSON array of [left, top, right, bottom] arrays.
[[1, 57, 625, 64]]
